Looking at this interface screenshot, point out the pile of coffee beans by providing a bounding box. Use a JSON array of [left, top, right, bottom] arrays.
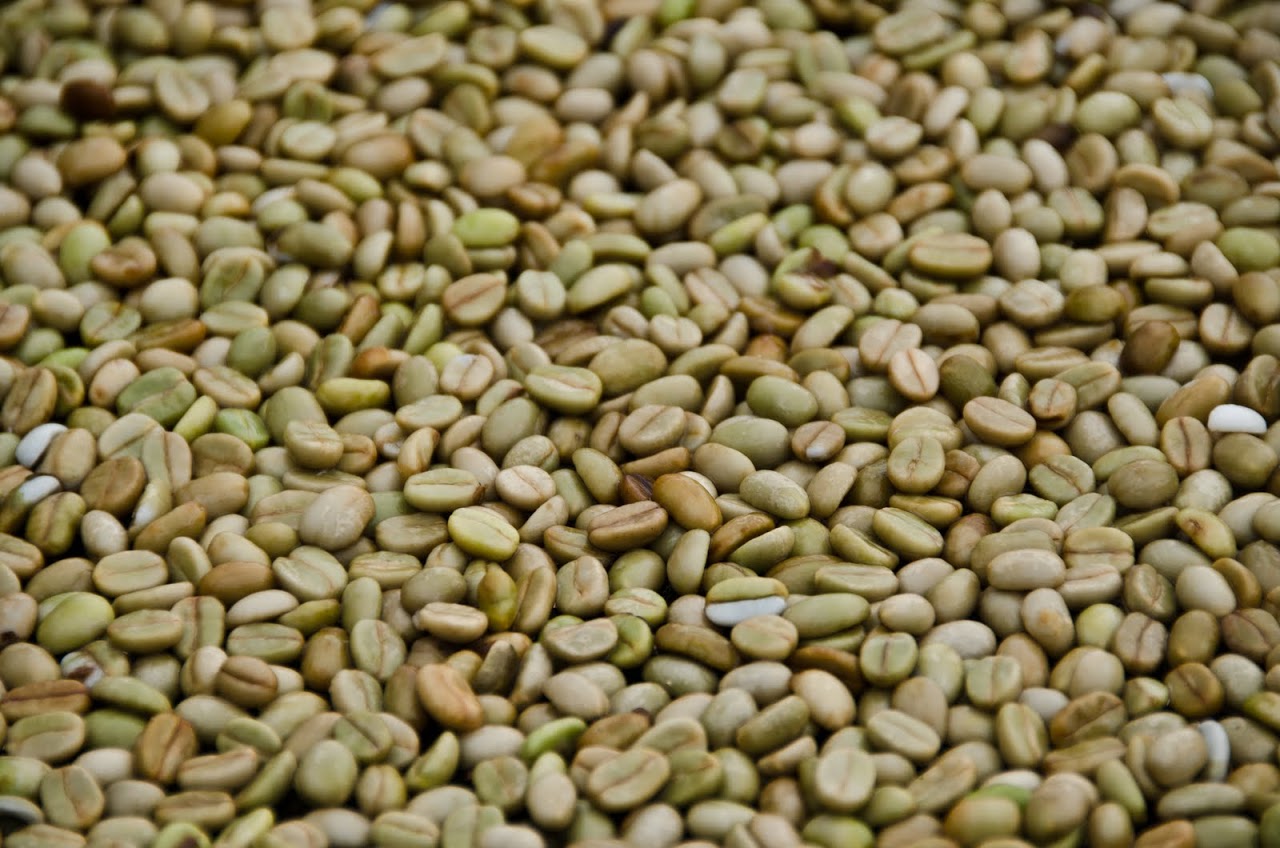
[[1, 0, 1280, 846]]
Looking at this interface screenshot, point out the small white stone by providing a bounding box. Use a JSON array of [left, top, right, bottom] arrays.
[[251, 185, 295, 214], [15, 422, 65, 468], [1198, 719, 1230, 782], [1020, 687, 1069, 723], [705, 596, 787, 627], [1207, 403, 1268, 434], [14, 474, 60, 506], [0, 797, 42, 826], [1162, 72, 1214, 98], [365, 2, 396, 26], [130, 487, 165, 530]]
